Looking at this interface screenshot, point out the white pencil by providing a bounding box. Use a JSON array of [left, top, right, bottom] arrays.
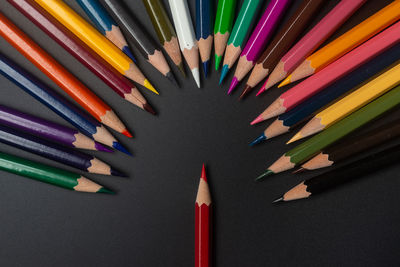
[[168, 0, 200, 88]]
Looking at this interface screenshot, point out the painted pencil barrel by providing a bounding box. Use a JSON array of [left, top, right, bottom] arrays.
[[76, 0, 116, 34], [214, 0, 236, 35], [196, 0, 213, 41]]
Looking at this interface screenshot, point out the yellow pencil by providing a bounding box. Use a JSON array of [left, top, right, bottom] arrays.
[[279, 0, 400, 87], [288, 62, 400, 143], [34, 0, 158, 94]]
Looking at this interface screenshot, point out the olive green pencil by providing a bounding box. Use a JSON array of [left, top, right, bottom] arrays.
[[0, 151, 113, 193], [256, 85, 400, 180]]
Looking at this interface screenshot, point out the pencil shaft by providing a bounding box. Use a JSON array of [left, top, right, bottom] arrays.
[[10, 0, 149, 112], [214, 0, 236, 65], [196, 0, 213, 69]]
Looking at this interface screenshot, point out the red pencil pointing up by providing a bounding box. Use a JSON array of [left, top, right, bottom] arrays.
[[195, 164, 212, 267]]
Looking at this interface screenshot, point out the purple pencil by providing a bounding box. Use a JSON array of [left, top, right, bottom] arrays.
[[228, 0, 290, 94], [0, 104, 112, 152]]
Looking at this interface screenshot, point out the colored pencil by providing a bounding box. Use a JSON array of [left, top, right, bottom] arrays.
[[219, 0, 262, 84], [274, 144, 400, 202], [34, 0, 157, 94], [260, 0, 366, 94], [249, 43, 400, 146], [99, 0, 177, 86], [214, 0, 237, 70], [242, 0, 323, 98], [228, 0, 290, 94], [0, 53, 130, 155], [0, 12, 131, 136], [76, 0, 136, 62], [251, 21, 400, 125], [281, 0, 400, 86], [0, 151, 113, 193], [298, 118, 400, 172], [0, 104, 111, 152], [169, 0, 200, 88], [256, 86, 400, 180], [289, 62, 400, 143], [142, 0, 184, 76], [10, 0, 155, 115], [196, 0, 213, 77], [0, 125, 125, 176], [195, 164, 211, 267]]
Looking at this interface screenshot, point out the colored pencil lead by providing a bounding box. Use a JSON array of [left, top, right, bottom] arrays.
[[278, 76, 291, 88], [201, 163, 207, 182], [202, 61, 209, 77], [122, 46, 136, 63], [228, 77, 239, 94], [287, 133, 302, 144], [215, 54, 222, 71], [239, 85, 252, 99], [143, 79, 159, 95], [143, 103, 156, 115], [97, 187, 115, 194], [292, 168, 306, 174], [113, 142, 132, 156], [255, 85, 265, 96], [250, 115, 264, 125], [272, 197, 283, 203], [255, 170, 274, 181], [166, 71, 179, 87], [95, 142, 114, 153], [122, 130, 133, 138], [220, 64, 229, 84], [111, 168, 128, 177], [249, 134, 266, 146], [178, 63, 186, 77]]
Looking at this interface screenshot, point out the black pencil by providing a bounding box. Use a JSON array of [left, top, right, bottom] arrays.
[[274, 144, 400, 203]]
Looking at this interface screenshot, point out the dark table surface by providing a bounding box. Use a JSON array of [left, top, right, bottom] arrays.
[[0, 0, 399, 266]]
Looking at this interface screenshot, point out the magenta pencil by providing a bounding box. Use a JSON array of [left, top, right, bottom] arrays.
[[259, 0, 366, 94], [228, 0, 290, 94]]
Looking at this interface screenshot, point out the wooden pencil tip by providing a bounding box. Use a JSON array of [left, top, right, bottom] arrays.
[[122, 130, 133, 138], [292, 168, 306, 174], [143, 103, 156, 115], [287, 132, 302, 144], [272, 197, 284, 203], [255, 170, 274, 181], [166, 71, 179, 87], [278, 75, 291, 88], [144, 79, 159, 95], [201, 164, 207, 182], [215, 54, 222, 71], [97, 187, 115, 194], [239, 85, 252, 99]]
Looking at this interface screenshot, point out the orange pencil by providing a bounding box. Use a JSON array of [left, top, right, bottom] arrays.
[[0, 12, 131, 137]]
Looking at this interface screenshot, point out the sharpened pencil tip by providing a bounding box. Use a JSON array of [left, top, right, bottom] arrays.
[[113, 141, 132, 156], [201, 164, 207, 182], [191, 68, 201, 88], [228, 77, 238, 94], [249, 133, 267, 146], [292, 167, 306, 174], [122, 46, 137, 63], [202, 61, 209, 77], [97, 187, 115, 194], [111, 168, 128, 177], [166, 71, 179, 87], [177, 63, 186, 77], [220, 64, 229, 84], [256, 87, 265, 96], [250, 115, 264, 125], [144, 79, 159, 95], [122, 130, 133, 138], [279, 75, 291, 88], [272, 197, 283, 203], [255, 170, 274, 181], [94, 142, 114, 153], [143, 103, 156, 115], [287, 132, 302, 144], [239, 85, 252, 99], [215, 54, 222, 71]]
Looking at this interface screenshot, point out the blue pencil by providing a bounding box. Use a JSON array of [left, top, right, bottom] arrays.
[[196, 0, 213, 77], [76, 0, 136, 62], [250, 42, 400, 146], [0, 52, 130, 155]]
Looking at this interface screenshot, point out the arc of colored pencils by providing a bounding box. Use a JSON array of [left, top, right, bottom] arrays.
[[34, 0, 157, 94], [228, 0, 290, 94], [99, 0, 178, 87], [0, 104, 111, 152], [196, 0, 213, 77], [242, 0, 323, 99], [0, 12, 131, 137], [169, 0, 200, 88], [298, 118, 400, 172], [143, 0, 184, 76], [251, 21, 400, 125], [214, 0, 237, 70], [0, 52, 131, 155], [289, 62, 400, 143], [76, 0, 136, 62], [281, 0, 400, 86], [10, 0, 155, 115], [219, 0, 262, 84], [259, 0, 366, 94], [0, 151, 113, 194], [249, 42, 400, 146], [257, 86, 400, 180], [275, 144, 400, 202], [195, 164, 212, 267], [0, 124, 125, 176]]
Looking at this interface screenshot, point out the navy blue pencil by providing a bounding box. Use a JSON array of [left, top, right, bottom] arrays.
[[0, 52, 130, 155], [250, 42, 400, 146], [0, 124, 125, 176], [196, 0, 213, 77]]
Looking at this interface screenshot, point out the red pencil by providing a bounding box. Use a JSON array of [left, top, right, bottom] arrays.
[[195, 164, 212, 267]]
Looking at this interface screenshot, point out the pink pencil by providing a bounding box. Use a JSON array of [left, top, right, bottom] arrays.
[[228, 0, 290, 94], [258, 0, 366, 95], [251, 20, 400, 125]]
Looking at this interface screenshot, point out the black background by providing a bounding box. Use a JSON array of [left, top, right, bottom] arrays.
[[0, 0, 400, 266]]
